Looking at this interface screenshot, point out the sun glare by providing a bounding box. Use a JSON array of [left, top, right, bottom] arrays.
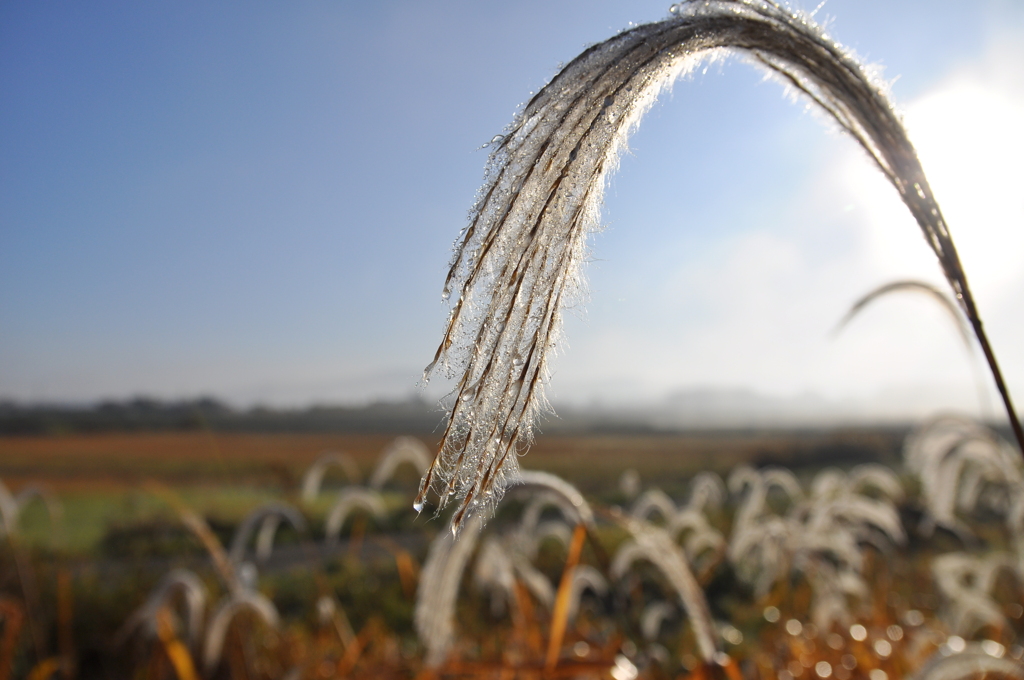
[[911, 84, 1024, 290], [850, 77, 1024, 300]]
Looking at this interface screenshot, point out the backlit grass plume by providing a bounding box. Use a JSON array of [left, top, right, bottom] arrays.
[[417, 0, 1023, 532]]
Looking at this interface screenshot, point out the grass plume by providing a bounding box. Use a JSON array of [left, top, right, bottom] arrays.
[[416, 0, 1024, 533]]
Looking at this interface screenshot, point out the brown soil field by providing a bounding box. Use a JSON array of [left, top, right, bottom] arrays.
[[0, 432, 407, 489], [0, 427, 905, 495]]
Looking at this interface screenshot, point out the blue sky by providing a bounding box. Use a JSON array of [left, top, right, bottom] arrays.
[[2, 1, 1023, 421]]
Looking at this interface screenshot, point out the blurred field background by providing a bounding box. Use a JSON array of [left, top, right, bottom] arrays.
[[1, 423, 901, 551], [5, 405, 1024, 679], [5, 1, 1024, 678]]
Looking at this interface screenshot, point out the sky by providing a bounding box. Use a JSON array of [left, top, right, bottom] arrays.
[[2, 0, 1023, 423]]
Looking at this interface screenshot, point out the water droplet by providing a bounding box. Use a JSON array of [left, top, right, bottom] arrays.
[[412, 500, 424, 513], [722, 625, 743, 645], [982, 640, 1006, 658], [490, 134, 505, 145], [315, 596, 337, 626], [946, 635, 965, 653], [603, 95, 614, 108], [239, 562, 259, 590], [903, 610, 924, 626], [513, 355, 525, 368], [568, 148, 578, 161]]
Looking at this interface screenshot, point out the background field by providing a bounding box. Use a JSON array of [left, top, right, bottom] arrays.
[[2, 425, 952, 680], [0, 428, 903, 552]]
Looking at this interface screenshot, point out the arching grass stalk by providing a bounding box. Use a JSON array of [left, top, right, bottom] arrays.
[[834, 280, 971, 346], [610, 513, 721, 664], [417, 0, 1023, 533], [834, 279, 994, 418]]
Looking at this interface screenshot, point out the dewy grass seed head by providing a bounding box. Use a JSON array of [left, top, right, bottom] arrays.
[[417, 0, 1024, 533]]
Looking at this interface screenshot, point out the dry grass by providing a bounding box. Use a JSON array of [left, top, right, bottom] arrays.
[[3, 427, 1024, 679]]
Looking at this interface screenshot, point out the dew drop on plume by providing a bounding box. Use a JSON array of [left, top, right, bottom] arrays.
[[982, 640, 1006, 658]]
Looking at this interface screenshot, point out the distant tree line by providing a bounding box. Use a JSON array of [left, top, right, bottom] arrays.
[[0, 396, 444, 435]]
